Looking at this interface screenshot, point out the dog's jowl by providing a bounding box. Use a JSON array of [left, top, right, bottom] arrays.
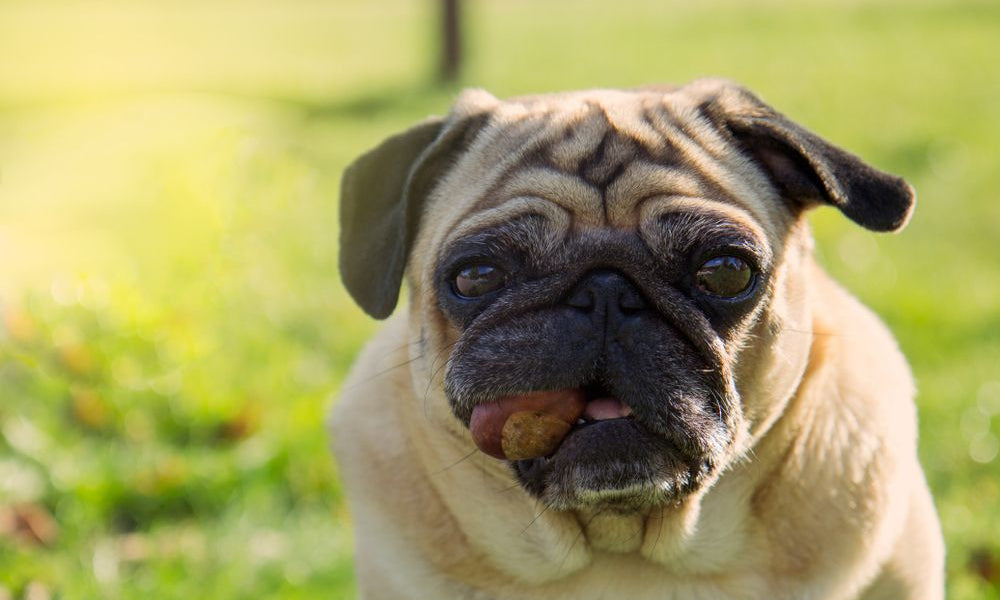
[[331, 79, 944, 599]]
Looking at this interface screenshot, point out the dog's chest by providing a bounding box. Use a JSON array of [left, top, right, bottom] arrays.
[[508, 552, 772, 600]]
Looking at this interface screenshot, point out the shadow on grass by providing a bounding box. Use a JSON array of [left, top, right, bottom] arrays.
[[258, 82, 460, 122]]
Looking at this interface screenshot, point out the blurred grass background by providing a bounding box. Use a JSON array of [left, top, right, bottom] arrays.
[[0, 0, 997, 597]]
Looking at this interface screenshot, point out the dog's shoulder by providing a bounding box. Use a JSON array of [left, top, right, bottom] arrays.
[[808, 259, 916, 413]]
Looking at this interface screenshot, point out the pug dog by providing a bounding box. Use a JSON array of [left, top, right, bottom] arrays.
[[330, 79, 944, 599]]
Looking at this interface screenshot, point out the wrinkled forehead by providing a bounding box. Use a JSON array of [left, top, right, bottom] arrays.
[[421, 89, 786, 256]]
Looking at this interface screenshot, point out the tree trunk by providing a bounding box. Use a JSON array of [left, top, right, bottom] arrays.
[[440, 0, 462, 83]]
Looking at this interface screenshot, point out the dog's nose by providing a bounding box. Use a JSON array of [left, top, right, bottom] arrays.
[[565, 269, 647, 317]]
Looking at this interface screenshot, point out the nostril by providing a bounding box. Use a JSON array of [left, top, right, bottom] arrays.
[[566, 287, 595, 310], [563, 270, 647, 314], [619, 290, 646, 313]]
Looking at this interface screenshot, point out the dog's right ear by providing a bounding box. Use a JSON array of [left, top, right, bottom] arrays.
[[339, 96, 494, 319], [339, 118, 443, 319]]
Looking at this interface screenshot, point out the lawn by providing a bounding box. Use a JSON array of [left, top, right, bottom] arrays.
[[0, 0, 997, 598]]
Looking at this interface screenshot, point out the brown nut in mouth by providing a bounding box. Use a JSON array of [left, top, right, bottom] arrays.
[[469, 386, 635, 460], [469, 389, 586, 460]]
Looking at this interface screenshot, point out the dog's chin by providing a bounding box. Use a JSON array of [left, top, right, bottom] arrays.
[[511, 417, 711, 513]]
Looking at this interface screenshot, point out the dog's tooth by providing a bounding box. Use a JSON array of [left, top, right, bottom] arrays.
[[576, 418, 586, 425]]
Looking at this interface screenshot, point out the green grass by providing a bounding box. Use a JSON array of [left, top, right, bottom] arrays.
[[0, 0, 997, 597]]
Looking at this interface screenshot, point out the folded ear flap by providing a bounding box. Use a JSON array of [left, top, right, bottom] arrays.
[[712, 85, 915, 232], [339, 113, 488, 318], [339, 118, 442, 319]]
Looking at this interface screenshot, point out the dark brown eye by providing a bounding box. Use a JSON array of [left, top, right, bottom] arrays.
[[695, 256, 753, 298], [454, 264, 507, 298]]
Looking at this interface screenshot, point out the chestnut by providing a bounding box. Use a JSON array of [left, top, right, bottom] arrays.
[[469, 389, 586, 460]]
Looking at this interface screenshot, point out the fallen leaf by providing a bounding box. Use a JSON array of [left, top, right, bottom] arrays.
[[0, 503, 59, 547]]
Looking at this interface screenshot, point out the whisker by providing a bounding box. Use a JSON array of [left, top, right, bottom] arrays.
[[421, 341, 459, 421], [557, 508, 601, 574], [342, 353, 425, 390], [649, 505, 666, 557], [779, 327, 841, 338], [495, 481, 524, 494], [520, 501, 553, 535], [430, 448, 479, 476]]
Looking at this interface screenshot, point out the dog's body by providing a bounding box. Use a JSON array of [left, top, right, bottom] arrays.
[[331, 80, 944, 599]]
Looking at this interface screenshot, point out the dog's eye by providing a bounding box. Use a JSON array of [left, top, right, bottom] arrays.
[[695, 256, 753, 297], [453, 264, 507, 298]]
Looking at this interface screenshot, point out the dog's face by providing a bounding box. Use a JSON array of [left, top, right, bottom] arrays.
[[339, 80, 914, 513], [437, 210, 756, 510]]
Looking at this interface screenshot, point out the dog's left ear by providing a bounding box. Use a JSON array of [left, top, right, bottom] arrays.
[[698, 79, 915, 232], [339, 91, 495, 319]]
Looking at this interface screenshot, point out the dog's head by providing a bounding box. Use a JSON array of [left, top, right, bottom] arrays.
[[339, 79, 914, 512]]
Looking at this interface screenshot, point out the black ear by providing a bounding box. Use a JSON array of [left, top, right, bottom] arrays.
[[339, 114, 488, 318], [339, 118, 442, 319], [704, 82, 915, 232]]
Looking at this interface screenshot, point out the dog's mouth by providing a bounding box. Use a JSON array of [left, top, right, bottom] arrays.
[[513, 383, 640, 504], [576, 381, 634, 424], [467, 380, 711, 511], [468, 381, 635, 462]]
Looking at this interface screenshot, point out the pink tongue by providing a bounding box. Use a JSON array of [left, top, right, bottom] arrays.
[[583, 397, 632, 421]]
